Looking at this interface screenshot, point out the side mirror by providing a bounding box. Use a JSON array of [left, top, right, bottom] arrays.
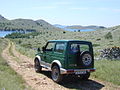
[[37, 48, 41, 52], [42, 46, 46, 52]]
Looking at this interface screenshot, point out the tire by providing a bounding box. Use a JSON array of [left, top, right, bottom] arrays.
[[80, 51, 92, 67], [34, 59, 42, 73], [51, 65, 63, 83], [79, 72, 90, 80]]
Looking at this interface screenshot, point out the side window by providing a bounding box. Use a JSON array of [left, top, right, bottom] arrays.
[[70, 44, 89, 53], [55, 43, 65, 53], [46, 42, 55, 51]]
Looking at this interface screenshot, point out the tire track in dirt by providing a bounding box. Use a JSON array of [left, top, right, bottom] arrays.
[[2, 40, 120, 90]]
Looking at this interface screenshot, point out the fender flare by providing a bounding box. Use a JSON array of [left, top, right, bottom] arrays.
[[34, 55, 41, 62], [51, 60, 62, 68]]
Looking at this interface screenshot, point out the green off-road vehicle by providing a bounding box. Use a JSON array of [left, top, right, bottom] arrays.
[[34, 40, 95, 83]]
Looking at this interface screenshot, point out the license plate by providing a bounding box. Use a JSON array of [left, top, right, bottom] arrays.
[[75, 70, 86, 74]]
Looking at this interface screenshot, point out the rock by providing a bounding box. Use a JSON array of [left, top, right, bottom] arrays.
[[100, 46, 120, 60]]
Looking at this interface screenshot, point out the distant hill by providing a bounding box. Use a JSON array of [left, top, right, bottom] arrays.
[[54, 24, 67, 28], [54, 24, 106, 32], [66, 25, 105, 29], [0, 14, 8, 21], [0, 15, 63, 32]]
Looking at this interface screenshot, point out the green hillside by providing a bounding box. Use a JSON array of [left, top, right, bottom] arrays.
[[0, 15, 63, 32]]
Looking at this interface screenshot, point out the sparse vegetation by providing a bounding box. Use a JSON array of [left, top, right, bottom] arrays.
[[0, 38, 30, 90], [92, 60, 120, 85], [15, 44, 35, 58]]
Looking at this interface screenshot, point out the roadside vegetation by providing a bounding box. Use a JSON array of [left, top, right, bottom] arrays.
[[0, 38, 31, 90], [92, 60, 120, 85], [15, 44, 35, 58]]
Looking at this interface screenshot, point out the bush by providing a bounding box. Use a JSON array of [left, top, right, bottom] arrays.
[[96, 38, 101, 41], [63, 31, 66, 34], [93, 43, 100, 47], [104, 32, 113, 39]]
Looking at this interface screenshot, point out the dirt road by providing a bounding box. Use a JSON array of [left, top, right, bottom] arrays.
[[2, 40, 120, 90]]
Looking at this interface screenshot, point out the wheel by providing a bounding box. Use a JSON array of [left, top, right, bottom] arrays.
[[80, 51, 92, 67], [79, 72, 90, 80], [34, 59, 42, 73], [51, 65, 63, 83]]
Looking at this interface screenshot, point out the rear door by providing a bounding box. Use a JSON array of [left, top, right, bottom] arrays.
[[67, 42, 80, 69], [67, 42, 90, 69]]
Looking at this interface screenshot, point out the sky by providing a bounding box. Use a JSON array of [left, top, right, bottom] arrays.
[[0, 0, 120, 27]]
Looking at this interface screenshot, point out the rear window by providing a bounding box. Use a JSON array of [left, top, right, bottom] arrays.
[[80, 44, 89, 51]]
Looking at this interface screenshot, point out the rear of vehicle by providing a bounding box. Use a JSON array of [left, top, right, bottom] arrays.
[[61, 41, 95, 80]]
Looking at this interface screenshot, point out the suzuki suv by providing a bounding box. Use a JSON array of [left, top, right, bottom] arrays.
[[34, 40, 95, 83]]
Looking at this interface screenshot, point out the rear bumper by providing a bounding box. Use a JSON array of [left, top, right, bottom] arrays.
[[60, 68, 96, 74]]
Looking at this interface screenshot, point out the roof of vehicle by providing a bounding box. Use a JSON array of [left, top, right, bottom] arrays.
[[48, 40, 92, 43]]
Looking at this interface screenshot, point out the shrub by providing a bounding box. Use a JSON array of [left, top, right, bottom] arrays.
[[63, 31, 66, 34], [96, 38, 101, 41], [104, 32, 113, 39], [93, 44, 100, 47]]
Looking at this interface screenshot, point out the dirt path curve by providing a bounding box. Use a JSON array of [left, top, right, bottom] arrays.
[[2, 40, 120, 90]]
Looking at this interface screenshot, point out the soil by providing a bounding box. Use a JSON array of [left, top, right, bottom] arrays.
[[2, 40, 120, 90]]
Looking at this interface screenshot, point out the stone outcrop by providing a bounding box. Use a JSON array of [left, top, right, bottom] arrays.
[[100, 46, 120, 60]]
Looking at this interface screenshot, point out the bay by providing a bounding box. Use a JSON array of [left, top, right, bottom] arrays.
[[64, 28, 95, 32], [0, 30, 34, 37], [0, 31, 14, 37]]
